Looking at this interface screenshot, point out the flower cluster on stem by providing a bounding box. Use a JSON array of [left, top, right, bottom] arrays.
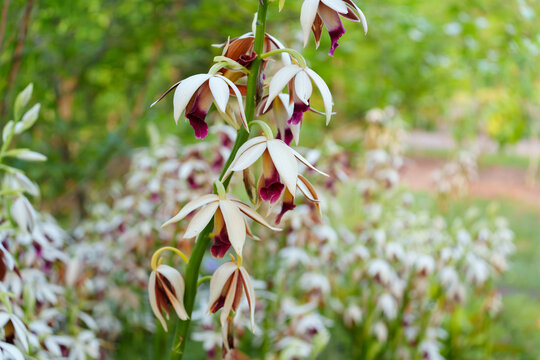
[[149, 0, 368, 356]]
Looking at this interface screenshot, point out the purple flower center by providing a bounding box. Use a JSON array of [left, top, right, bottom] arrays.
[[276, 201, 296, 224], [328, 23, 346, 56], [186, 107, 209, 139], [260, 172, 284, 204], [288, 101, 310, 125], [276, 127, 294, 146], [211, 227, 231, 258]]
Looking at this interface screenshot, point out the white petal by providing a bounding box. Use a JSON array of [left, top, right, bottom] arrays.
[[148, 271, 168, 331], [294, 70, 313, 105], [291, 122, 301, 145], [0, 342, 24, 360], [223, 136, 267, 179], [301, 0, 321, 46], [230, 142, 267, 173], [10, 316, 28, 352], [173, 74, 211, 123], [239, 267, 256, 332], [267, 140, 298, 195], [219, 200, 247, 256], [183, 202, 219, 239], [157, 265, 189, 320], [305, 68, 333, 125], [208, 262, 238, 311], [220, 271, 238, 351], [217, 75, 248, 131], [162, 194, 219, 227], [343, 0, 368, 33], [209, 76, 230, 113], [291, 148, 329, 176], [321, 0, 348, 13], [264, 65, 302, 113], [233, 201, 281, 231]]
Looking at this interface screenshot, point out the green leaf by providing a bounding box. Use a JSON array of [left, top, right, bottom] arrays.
[[14, 83, 34, 120]]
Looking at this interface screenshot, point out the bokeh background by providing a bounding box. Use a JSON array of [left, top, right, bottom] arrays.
[[1, 0, 539, 358]]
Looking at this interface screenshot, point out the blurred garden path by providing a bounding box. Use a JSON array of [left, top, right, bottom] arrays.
[[400, 131, 540, 211]]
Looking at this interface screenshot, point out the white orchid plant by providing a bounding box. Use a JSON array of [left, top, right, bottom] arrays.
[[0, 85, 100, 360], [148, 0, 367, 357]]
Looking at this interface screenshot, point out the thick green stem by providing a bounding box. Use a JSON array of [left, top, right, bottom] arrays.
[[169, 1, 269, 358]]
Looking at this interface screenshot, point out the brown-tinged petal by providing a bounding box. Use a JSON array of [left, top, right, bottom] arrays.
[[208, 262, 238, 313], [238, 267, 256, 331], [157, 265, 189, 320], [220, 272, 239, 351], [148, 271, 168, 331], [231, 199, 282, 231]]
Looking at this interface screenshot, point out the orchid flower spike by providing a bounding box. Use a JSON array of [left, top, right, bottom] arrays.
[[208, 258, 256, 351], [162, 189, 280, 258], [151, 74, 247, 139], [148, 264, 189, 331], [263, 64, 333, 128], [223, 134, 328, 206], [301, 0, 368, 56]]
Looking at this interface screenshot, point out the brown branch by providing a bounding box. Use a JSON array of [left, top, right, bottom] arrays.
[[0, 0, 11, 56], [0, 0, 35, 118]]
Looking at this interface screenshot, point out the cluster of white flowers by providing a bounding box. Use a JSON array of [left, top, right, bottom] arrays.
[[71, 126, 231, 338], [0, 85, 100, 360], [432, 149, 478, 198], [67, 105, 514, 358]]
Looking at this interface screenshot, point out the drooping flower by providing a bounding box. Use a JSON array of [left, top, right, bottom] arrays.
[[162, 193, 279, 258], [148, 264, 189, 331], [300, 0, 368, 56], [208, 260, 256, 351], [151, 74, 247, 139], [223, 136, 327, 207], [258, 94, 299, 146], [263, 64, 333, 128]]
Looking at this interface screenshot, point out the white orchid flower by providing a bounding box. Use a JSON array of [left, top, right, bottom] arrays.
[[208, 259, 256, 351], [258, 93, 301, 146], [148, 264, 189, 332], [301, 0, 367, 56], [162, 189, 280, 258], [263, 64, 333, 128], [223, 135, 327, 209], [151, 74, 247, 139], [0, 312, 29, 352]]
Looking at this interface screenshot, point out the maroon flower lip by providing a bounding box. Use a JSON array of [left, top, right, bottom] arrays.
[[288, 101, 310, 125], [259, 171, 285, 204], [328, 23, 346, 56], [186, 109, 209, 139], [276, 201, 296, 224], [211, 227, 231, 258]]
